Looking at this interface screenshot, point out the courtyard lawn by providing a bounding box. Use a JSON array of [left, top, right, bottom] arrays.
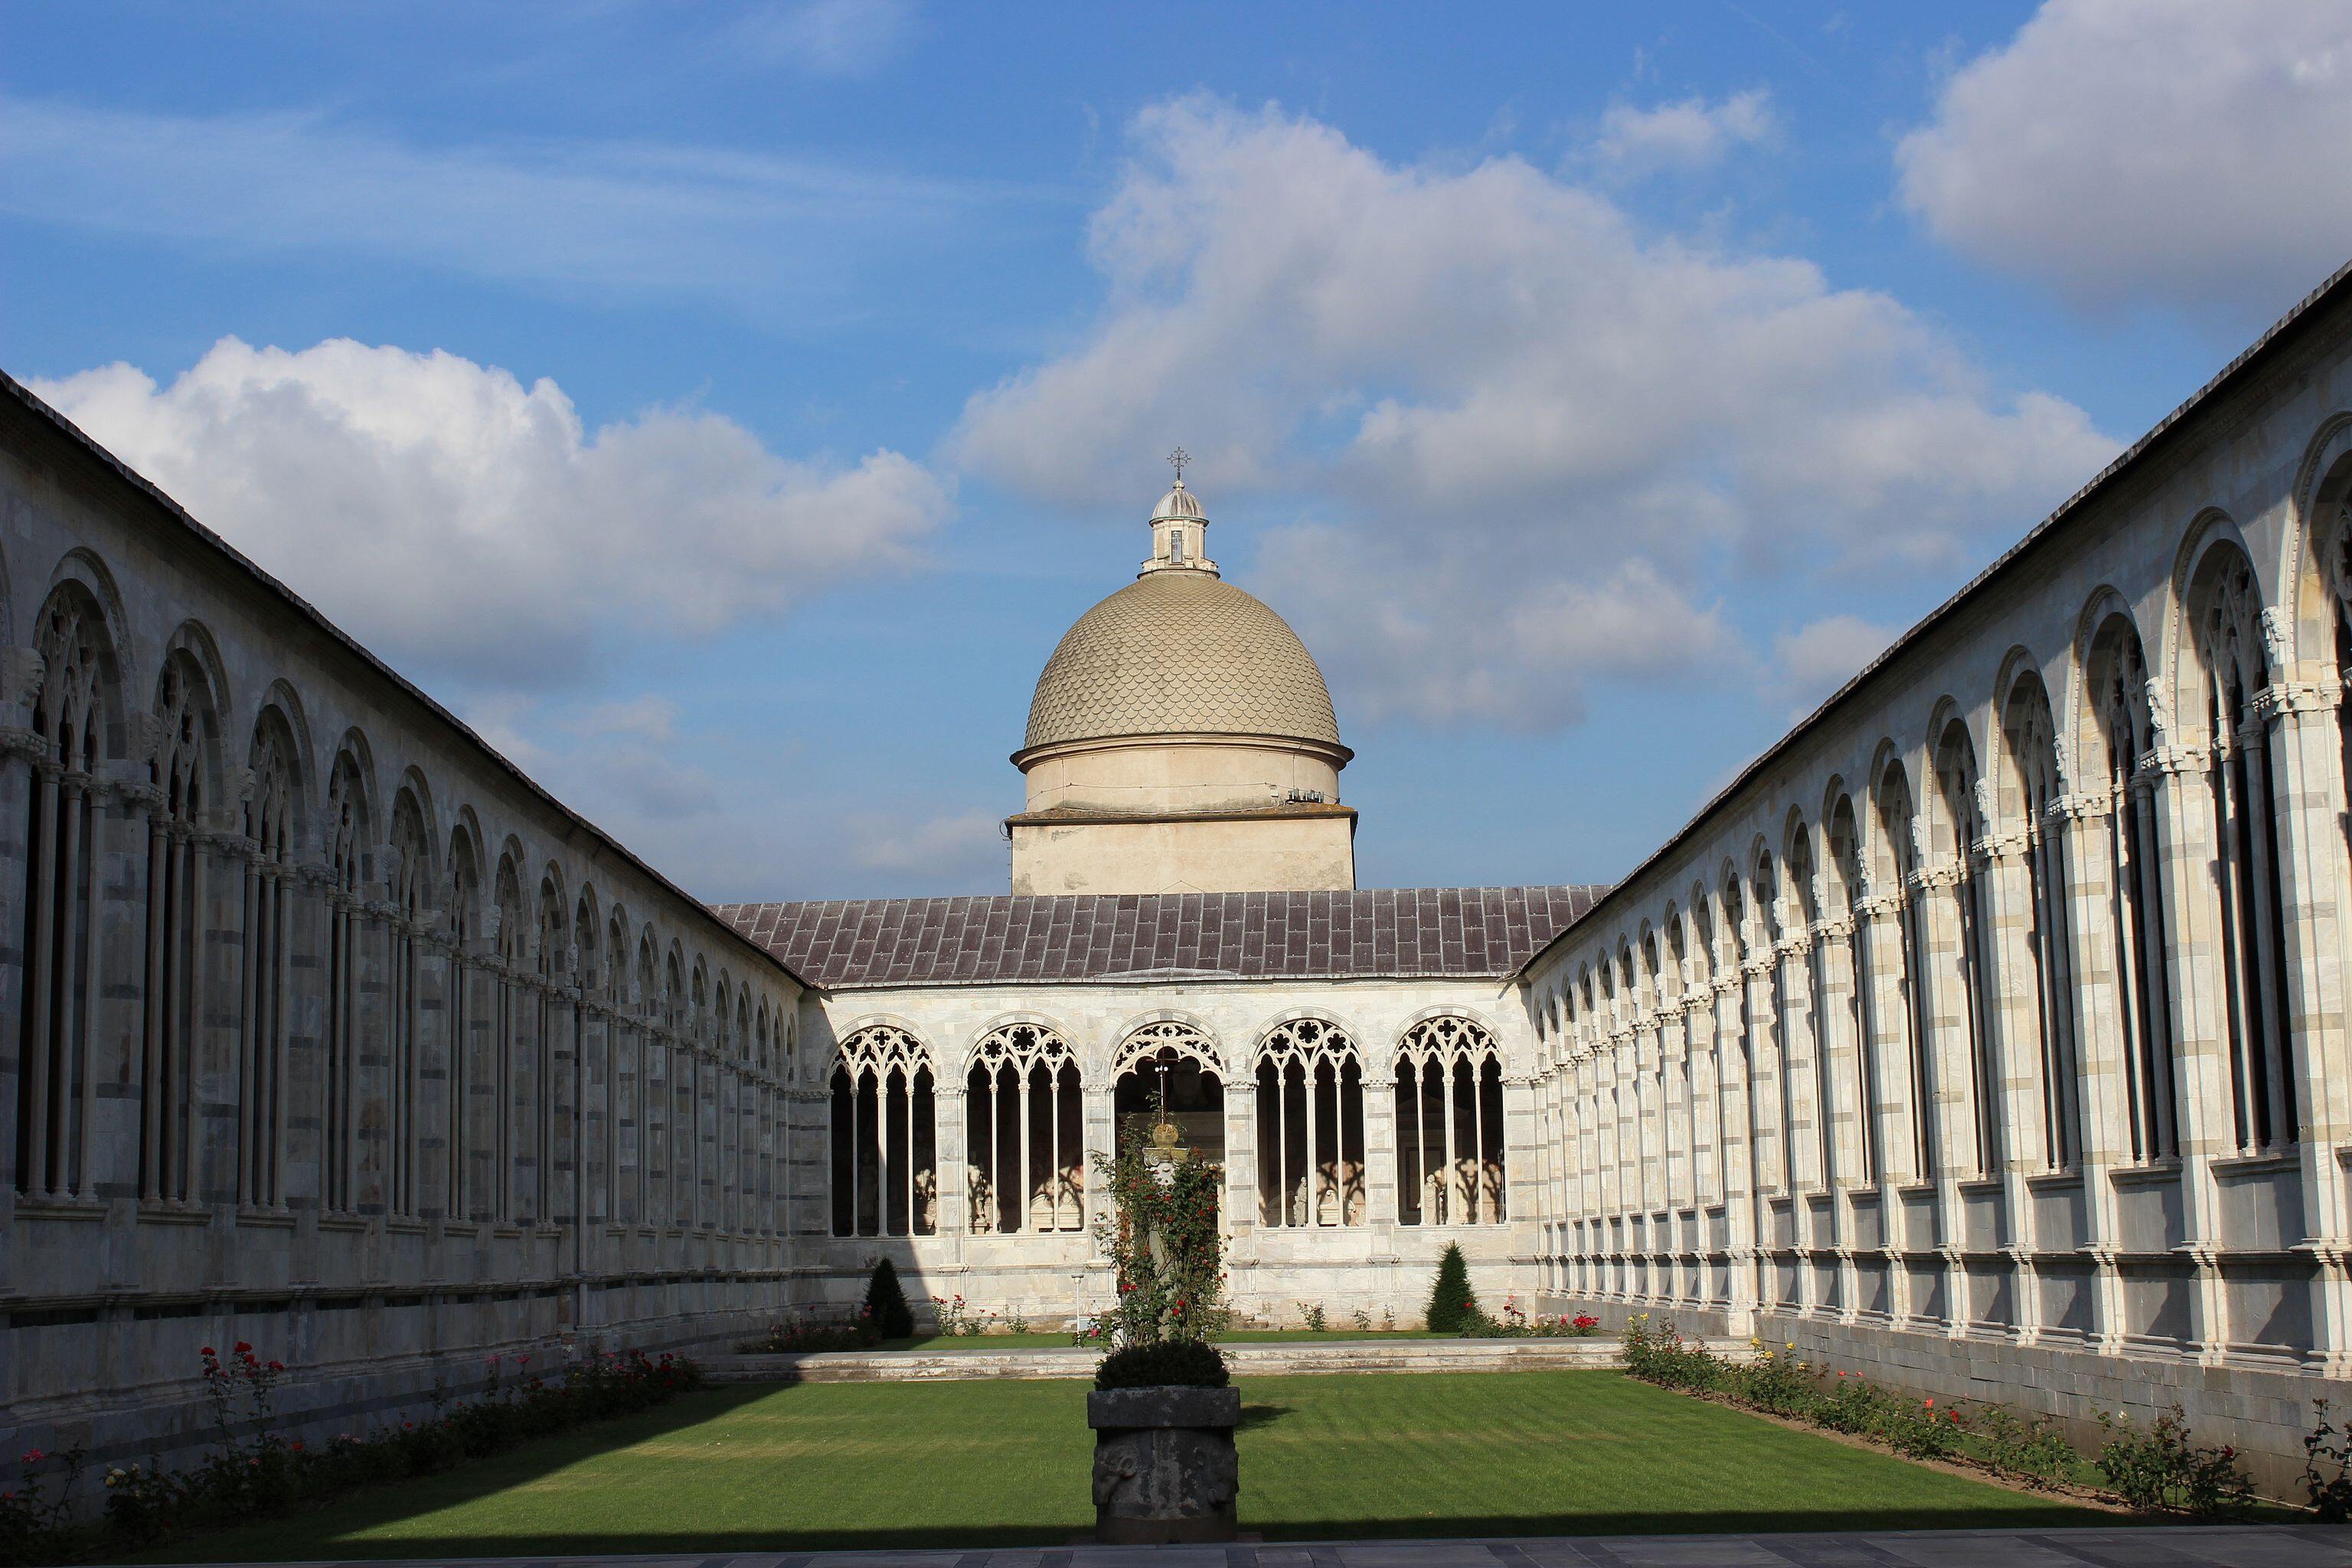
[[131, 1370, 2122, 1563]]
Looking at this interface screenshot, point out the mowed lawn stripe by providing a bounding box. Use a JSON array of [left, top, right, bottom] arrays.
[[131, 1370, 2119, 1563]]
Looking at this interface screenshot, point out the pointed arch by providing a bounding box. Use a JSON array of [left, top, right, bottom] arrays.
[[2183, 530, 2298, 1152], [1254, 1014, 1366, 1229], [1394, 1013, 1505, 1225], [2000, 663, 2083, 1171], [136, 639, 222, 1204], [965, 1019, 1083, 1234], [831, 1023, 937, 1237]]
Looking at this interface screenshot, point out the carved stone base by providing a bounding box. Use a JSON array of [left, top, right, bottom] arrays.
[[1087, 1385, 1241, 1544]]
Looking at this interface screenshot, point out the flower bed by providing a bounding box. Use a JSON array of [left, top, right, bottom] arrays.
[[1460, 1298, 1602, 1338], [1619, 1315, 2266, 1517], [0, 1341, 703, 1566]]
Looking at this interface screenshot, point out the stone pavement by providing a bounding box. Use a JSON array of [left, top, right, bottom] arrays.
[[124, 1525, 2352, 1568]]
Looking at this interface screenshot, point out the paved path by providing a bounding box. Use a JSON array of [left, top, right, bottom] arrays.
[[713, 1337, 1755, 1383], [126, 1526, 2352, 1568]]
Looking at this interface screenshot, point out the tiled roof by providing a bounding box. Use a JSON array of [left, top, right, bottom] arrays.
[[714, 887, 1606, 991]]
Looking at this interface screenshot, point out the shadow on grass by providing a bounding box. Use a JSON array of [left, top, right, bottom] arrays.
[[157, 1508, 2160, 1563], [135, 1383, 2164, 1565]]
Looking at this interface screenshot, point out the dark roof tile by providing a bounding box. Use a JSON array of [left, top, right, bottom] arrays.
[[719, 886, 1607, 989]]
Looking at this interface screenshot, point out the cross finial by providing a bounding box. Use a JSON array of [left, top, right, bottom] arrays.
[[1167, 447, 1188, 484]]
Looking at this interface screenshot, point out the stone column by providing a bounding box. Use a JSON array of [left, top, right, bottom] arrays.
[[1909, 841, 1977, 1337], [0, 676, 41, 1230], [2051, 786, 2130, 1353], [1811, 900, 1864, 1321], [1855, 880, 1917, 1325], [1223, 1074, 1257, 1276], [2254, 667, 2352, 1374], [2143, 731, 2233, 1360], [1973, 808, 2043, 1343], [1687, 988, 1722, 1303], [1740, 945, 1780, 1316], [1661, 1002, 1690, 1300], [1719, 959, 1759, 1330], [1775, 912, 1822, 1317], [1083, 1075, 1116, 1250]]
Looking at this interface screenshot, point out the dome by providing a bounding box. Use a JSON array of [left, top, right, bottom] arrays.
[[1022, 570, 1343, 752], [1152, 482, 1206, 521]]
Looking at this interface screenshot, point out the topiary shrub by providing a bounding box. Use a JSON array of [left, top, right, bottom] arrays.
[[864, 1256, 914, 1340], [1095, 1338, 1231, 1390], [1425, 1241, 1478, 1332]]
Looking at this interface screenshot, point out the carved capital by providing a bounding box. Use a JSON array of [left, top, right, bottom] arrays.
[[2047, 790, 2110, 823]]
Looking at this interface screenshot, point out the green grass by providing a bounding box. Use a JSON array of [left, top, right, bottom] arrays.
[[129, 1370, 2125, 1563]]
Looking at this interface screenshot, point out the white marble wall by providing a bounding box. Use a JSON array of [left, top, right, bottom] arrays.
[[1518, 286, 2352, 1491], [0, 391, 808, 1476], [795, 977, 1542, 1325]]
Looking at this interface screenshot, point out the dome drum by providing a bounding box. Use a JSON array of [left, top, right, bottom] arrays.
[[1008, 475, 1355, 896]]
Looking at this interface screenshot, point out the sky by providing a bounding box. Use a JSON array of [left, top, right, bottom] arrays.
[[7, 0, 2351, 902]]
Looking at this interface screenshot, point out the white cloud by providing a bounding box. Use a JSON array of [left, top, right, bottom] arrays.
[[33, 338, 951, 688], [1261, 531, 1743, 728], [1590, 90, 1776, 175], [0, 93, 1015, 315], [952, 96, 2112, 726], [1773, 614, 1897, 717], [1895, 0, 2352, 314], [722, 0, 917, 76]]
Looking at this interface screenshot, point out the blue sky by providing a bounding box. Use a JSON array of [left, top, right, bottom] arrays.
[[8, 1, 2349, 900]]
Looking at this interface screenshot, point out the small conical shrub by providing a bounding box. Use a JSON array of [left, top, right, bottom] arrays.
[[1425, 1241, 1478, 1333], [864, 1256, 914, 1339]]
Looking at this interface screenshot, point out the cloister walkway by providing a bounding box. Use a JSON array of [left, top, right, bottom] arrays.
[[115, 1524, 2352, 1568]]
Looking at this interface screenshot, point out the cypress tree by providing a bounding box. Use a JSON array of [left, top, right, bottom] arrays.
[[864, 1256, 915, 1339], [1425, 1242, 1479, 1332]]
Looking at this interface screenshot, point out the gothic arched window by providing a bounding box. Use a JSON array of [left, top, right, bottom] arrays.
[[1255, 1017, 1366, 1227], [444, 826, 481, 1218], [16, 589, 110, 1200], [1875, 762, 1932, 1180], [2001, 672, 2082, 1170], [386, 789, 429, 1216], [2189, 544, 2296, 1151], [141, 653, 211, 1204], [966, 1022, 1082, 1233], [1933, 720, 1998, 1176], [2088, 616, 2176, 1161], [322, 746, 370, 1214], [831, 1024, 936, 1236], [1394, 1015, 1505, 1224]]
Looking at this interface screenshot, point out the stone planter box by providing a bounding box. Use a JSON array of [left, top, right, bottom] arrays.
[[1086, 1384, 1241, 1544]]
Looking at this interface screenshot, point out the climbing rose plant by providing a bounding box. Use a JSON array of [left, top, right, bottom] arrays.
[[1093, 1111, 1227, 1347]]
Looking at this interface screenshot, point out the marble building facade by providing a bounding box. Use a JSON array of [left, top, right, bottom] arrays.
[[5, 258, 2352, 1493], [1514, 263, 2352, 1491], [0, 379, 808, 1477]]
